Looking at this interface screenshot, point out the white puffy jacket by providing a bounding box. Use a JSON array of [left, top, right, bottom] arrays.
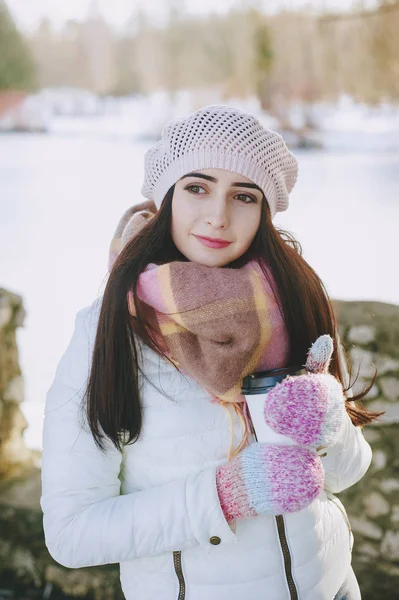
[[41, 298, 372, 600]]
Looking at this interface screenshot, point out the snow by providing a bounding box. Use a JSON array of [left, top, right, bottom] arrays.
[[2, 87, 399, 151]]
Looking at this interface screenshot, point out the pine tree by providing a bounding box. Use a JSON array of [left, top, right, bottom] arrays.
[[0, 1, 36, 90]]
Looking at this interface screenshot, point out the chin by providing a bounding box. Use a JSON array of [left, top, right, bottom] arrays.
[[191, 254, 234, 268], [179, 242, 239, 267]]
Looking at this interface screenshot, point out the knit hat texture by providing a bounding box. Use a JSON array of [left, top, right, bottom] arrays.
[[141, 104, 299, 219]]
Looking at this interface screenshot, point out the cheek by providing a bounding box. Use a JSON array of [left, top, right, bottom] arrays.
[[236, 210, 261, 245], [170, 214, 182, 246], [171, 200, 193, 243], [172, 194, 198, 225]]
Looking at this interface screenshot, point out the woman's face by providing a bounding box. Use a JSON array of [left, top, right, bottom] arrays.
[[171, 168, 263, 267]]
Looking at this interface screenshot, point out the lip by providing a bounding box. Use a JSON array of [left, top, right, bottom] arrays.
[[194, 235, 232, 249]]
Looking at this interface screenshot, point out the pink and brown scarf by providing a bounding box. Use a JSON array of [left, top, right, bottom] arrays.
[[109, 204, 291, 458]]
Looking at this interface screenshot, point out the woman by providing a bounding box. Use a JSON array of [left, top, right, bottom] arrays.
[[41, 104, 379, 600]]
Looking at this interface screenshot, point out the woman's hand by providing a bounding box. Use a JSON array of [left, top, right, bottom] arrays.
[[264, 335, 347, 448], [216, 443, 324, 522]]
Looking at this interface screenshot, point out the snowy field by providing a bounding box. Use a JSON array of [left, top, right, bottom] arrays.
[[3, 88, 399, 152]]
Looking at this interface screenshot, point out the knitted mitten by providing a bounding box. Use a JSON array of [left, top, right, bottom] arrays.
[[264, 335, 347, 448], [108, 200, 157, 272], [216, 443, 324, 522]]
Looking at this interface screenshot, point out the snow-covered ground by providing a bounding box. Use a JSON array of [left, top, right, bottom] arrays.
[[301, 95, 399, 152], [45, 88, 280, 140], [4, 87, 398, 152]]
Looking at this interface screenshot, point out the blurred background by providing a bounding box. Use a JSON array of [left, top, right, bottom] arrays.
[[0, 1, 398, 598]]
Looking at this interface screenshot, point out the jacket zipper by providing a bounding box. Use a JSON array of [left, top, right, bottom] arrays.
[[173, 551, 186, 600], [275, 515, 299, 600], [249, 424, 298, 599]]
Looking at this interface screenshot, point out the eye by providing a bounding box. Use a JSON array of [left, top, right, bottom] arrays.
[[236, 193, 257, 204], [185, 184, 206, 194]]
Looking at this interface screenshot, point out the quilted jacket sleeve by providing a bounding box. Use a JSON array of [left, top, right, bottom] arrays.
[[320, 336, 372, 493], [40, 301, 237, 569], [321, 412, 372, 494]]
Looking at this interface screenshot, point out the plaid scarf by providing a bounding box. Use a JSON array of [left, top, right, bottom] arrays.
[[128, 259, 290, 457]]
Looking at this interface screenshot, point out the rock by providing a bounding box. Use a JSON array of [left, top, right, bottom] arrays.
[[0, 504, 124, 599], [0, 291, 33, 481], [358, 541, 379, 558], [14, 302, 26, 328], [362, 427, 380, 444], [0, 404, 34, 480], [334, 300, 399, 359], [3, 376, 24, 405], [0, 468, 41, 509], [380, 376, 399, 401], [45, 564, 123, 599], [391, 506, 399, 524], [363, 491, 390, 518], [0, 303, 12, 329], [376, 356, 399, 376], [367, 401, 399, 425], [334, 299, 399, 596], [348, 325, 376, 345], [381, 531, 399, 562], [0, 289, 25, 329], [371, 449, 387, 470], [380, 563, 399, 576], [0, 538, 41, 587], [364, 383, 379, 400], [350, 517, 383, 540], [379, 479, 399, 494], [349, 347, 376, 380]]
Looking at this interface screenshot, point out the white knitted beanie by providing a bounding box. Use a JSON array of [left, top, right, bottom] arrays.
[[141, 104, 298, 219]]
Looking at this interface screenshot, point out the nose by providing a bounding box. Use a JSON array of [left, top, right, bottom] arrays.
[[206, 195, 229, 229]]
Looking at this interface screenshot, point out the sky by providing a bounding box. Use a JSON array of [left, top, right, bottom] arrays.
[[6, 0, 375, 31]]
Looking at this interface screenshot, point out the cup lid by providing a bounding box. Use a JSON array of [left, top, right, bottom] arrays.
[[242, 366, 306, 395]]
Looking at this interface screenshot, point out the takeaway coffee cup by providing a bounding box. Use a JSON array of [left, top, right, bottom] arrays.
[[242, 366, 306, 444]]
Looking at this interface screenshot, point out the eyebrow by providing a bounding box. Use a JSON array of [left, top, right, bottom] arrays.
[[179, 172, 263, 193]]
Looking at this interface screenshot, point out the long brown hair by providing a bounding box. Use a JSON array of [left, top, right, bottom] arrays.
[[86, 187, 381, 451]]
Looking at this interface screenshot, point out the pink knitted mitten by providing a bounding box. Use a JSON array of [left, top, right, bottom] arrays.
[[216, 443, 324, 522], [264, 335, 347, 448], [108, 201, 157, 272]]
